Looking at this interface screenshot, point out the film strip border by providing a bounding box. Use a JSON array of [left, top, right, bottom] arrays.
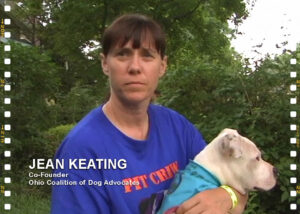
[[290, 57, 299, 211], [0, 2, 299, 213], [1, 3, 12, 211]]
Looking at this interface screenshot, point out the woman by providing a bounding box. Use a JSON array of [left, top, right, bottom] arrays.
[[51, 14, 247, 214]]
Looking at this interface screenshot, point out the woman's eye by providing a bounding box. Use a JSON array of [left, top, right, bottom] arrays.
[[115, 49, 131, 57], [143, 53, 153, 57], [117, 51, 126, 56], [141, 50, 155, 58]]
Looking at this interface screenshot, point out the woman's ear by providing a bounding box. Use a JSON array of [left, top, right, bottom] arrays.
[[100, 53, 109, 76], [159, 56, 168, 78]]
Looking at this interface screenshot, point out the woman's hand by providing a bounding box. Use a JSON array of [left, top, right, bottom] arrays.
[[175, 187, 248, 214]]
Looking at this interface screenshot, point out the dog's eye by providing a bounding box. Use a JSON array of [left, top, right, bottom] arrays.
[[256, 156, 260, 161]]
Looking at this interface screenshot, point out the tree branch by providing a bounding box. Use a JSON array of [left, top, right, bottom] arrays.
[[173, 0, 206, 20]]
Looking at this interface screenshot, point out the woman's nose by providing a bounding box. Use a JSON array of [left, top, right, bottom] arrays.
[[128, 54, 141, 74]]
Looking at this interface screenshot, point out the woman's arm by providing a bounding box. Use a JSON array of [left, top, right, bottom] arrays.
[[175, 187, 248, 214]]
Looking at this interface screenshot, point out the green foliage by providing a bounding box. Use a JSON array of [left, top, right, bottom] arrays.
[[2, 1, 297, 213], [0, 42, 60, 131], [0, 43, 61, 174], [42, 123, 75, 157], [55, 82, 108, 124]]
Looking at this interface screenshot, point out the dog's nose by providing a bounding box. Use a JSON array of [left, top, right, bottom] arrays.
[[273, 167, 279, 178]]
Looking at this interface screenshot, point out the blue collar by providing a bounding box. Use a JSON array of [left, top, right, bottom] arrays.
[[185, 160, 221, 187]]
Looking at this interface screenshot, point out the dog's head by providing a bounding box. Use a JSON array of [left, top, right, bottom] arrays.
[[195, 129, 278, 194]]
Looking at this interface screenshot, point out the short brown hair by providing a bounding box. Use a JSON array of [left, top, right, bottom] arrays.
[[102, 14, 166, 58]]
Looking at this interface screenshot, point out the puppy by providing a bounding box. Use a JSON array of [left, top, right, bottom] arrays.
[[158, 128, 277, 214]]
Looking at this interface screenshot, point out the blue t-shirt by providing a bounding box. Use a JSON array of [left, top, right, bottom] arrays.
[[51, 104, 206, 214]]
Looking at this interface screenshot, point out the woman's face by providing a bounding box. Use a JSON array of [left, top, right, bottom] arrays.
[[101, 38, 167, 106]]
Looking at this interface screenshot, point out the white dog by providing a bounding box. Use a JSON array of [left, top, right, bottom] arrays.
[[158, 128, 277, 213]]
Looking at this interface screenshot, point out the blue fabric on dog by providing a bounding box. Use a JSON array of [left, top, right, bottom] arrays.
[[157, 160, 221, 214]]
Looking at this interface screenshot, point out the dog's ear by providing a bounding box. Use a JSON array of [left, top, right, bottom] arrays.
[[219, 133, 242, 159]]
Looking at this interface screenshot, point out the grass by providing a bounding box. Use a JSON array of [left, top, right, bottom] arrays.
[[1, 182, 51, 214], [4, 192, 51, 214]]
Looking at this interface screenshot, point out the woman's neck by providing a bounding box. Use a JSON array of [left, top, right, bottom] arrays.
[[102, 97, 150, 140]]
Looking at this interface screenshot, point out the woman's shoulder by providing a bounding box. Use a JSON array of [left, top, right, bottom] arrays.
[[149, 104, 190, 124]]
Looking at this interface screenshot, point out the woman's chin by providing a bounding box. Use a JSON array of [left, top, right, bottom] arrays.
[[121, 93, 152, 106]]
